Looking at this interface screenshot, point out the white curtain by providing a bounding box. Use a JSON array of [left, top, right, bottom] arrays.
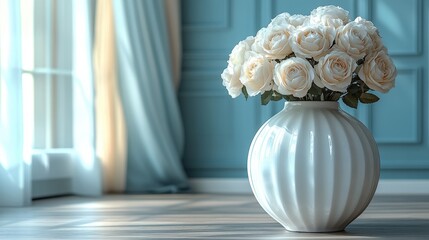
[[0, 0, 32, 206], [0, 0, 101, 206], [71, 0, 102, 196]]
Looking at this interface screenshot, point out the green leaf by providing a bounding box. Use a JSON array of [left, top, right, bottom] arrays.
[[242, 86, 249, 100], [330, 92, 342, 101], [347, 84, 361, 94], [343, 93, 359, 109], [261, 90, 273, 105], [359, 92, 379, 104], [284, 95, 298, 101], [308, 83, 323, 95], [362, 82, 370, 92], [351, 73, 360, 82], [271, 91, 283, 101]]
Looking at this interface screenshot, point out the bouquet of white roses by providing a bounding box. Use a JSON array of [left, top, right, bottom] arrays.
[[221, 5, 397, 108]]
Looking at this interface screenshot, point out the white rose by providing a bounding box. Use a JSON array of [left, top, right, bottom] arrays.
[[273, 57, 316, 97], [369, 31, 384, 52], [336, 21, 373, 60], [358, 50, 396, 93], [310, 5, 349, 29], [353, 17, 377, 34], [315, 50, 357, 92], [252, 25, 293, 60], [270, 13, 308, 29], [288, 14, 309, 28], [221, 63, 243, 98], [290, 25, 336, 60], [229, 36, 255, 65], [221, 37, 255, 98], [269, 12, 291, 27], [240, 52, 274, 96], [354, 17, 384, 52]]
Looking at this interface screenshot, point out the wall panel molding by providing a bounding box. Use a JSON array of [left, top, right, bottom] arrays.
[[182, 0, 231, 31], [370, 0, 423, 56], [382, 159, 429, 170], [355, 0, 370, 18], [371, 68, 423, 145], [270, 0, 357, 18]]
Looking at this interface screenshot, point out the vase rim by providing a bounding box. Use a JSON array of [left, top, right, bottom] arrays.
[[284, 101, 339, 109]]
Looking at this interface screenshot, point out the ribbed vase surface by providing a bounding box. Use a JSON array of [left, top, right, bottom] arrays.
[[248, 101, 380, 232]]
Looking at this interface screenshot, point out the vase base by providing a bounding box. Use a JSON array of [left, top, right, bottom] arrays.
[[285, 227, 345, 233]]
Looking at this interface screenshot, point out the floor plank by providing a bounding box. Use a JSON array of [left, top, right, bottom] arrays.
[[0, 194, 428, 239]]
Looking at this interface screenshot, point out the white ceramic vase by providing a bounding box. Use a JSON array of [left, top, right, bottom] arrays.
[[248, 101, 380, 232]]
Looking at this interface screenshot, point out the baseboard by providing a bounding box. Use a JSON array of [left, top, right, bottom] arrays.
[[189, 178, 429, 195]]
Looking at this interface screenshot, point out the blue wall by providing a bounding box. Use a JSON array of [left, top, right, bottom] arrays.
[[179, 0, 429, 179]]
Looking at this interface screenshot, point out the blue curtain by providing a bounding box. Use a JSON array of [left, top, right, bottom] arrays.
[[113, 0, 188, 193]]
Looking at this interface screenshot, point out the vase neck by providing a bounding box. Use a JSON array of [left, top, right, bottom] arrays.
[[284, 101, 339, 110]]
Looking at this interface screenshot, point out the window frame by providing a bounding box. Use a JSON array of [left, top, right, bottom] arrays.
[[21, 0, 76, 198]]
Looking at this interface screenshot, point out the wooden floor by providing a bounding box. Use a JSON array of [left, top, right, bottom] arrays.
[[0, 194, 428, 239]]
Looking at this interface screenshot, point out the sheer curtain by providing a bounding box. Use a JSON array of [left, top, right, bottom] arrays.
[[0, 0, 101, 206], [0, 0, 32, 206], [113, 0, 188, 192], [71, 0, 102, 196]]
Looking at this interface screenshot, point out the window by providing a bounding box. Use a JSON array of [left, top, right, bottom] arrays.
[[21, 0, 78, 198], [0, 0, 98, 200], [21, 0, 73, 149]]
